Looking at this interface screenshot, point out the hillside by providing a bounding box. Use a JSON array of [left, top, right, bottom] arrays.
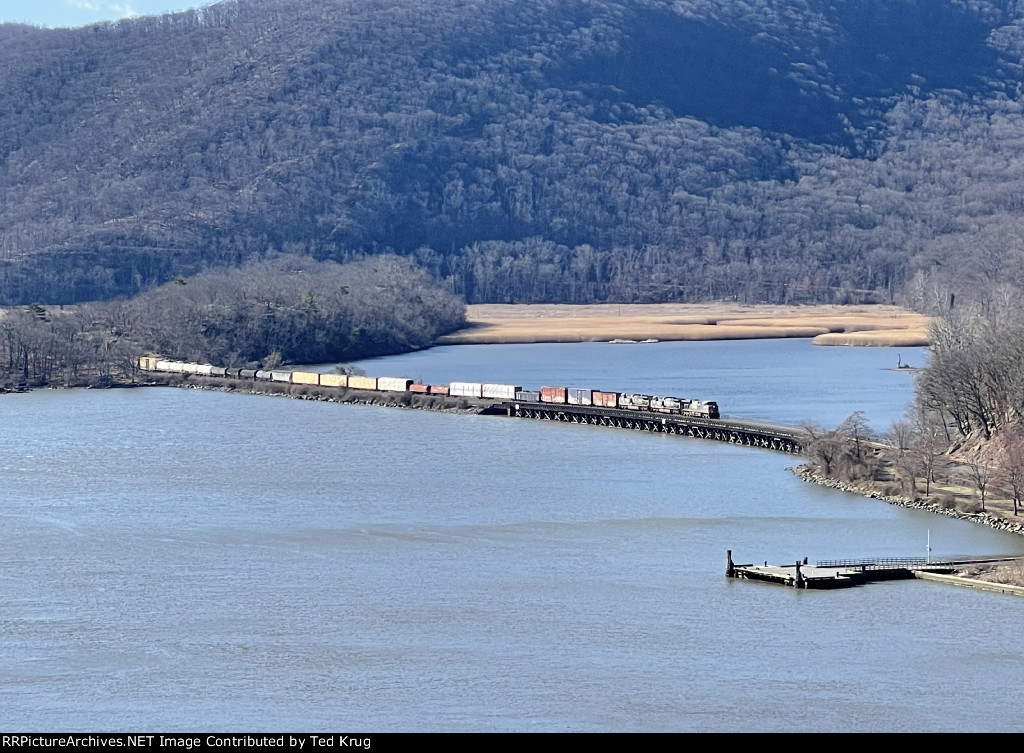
[[3, 0, 1024, 305]]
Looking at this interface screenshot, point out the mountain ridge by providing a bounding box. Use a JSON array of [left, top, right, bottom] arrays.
[[2, 0, 1024, 306]]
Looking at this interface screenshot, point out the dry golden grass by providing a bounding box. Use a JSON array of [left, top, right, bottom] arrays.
[[812, 330, 931, 347], [956, 560, 1024, 587], [438, 303, 931, 347]]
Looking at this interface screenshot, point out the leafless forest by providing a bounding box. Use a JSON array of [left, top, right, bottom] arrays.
[[3, 0, 1024, 306], [0, 256, 465, 385]]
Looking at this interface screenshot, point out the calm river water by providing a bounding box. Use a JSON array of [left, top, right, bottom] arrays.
[[2, 339, 1023, 732]]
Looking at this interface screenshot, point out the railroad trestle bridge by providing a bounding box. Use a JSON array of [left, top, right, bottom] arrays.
[[488, 402, 805, 454]]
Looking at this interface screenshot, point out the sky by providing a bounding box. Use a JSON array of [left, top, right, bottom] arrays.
[[0, 0, 215, 28]]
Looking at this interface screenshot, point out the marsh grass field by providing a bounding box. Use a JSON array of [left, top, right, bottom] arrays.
[[440, 303, 931, 347]]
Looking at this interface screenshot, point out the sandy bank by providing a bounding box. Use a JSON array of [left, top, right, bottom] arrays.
[[438, 303, 931, 347]]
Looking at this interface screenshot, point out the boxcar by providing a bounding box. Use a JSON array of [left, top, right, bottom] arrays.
[[540, 386, 567, 404], [568, 388, 593, 406], [450, 381, 483, 398], [482, 383, 520, 400], [378, 377, 414, 392], [347, 375, 378, 391]]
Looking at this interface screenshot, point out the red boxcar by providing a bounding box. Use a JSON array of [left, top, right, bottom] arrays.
[[540, 386, 568, 404], [592, 391, 620, 408], [410, 383, 431, 393], [430, 385, 450, 396]]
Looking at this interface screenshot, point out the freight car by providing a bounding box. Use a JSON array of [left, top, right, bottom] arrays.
[[137, 359, 721, 419], [533, 387, 718, 419]]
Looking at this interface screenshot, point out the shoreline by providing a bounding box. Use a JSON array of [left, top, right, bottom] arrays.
[[789, 465, 1024, 537], [791, 465, 1024, 591], [439, 303, 932, 347]]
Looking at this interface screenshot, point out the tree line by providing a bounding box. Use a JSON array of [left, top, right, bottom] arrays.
[[803, 283, 1024, 516], [0, 255, 465, 388]]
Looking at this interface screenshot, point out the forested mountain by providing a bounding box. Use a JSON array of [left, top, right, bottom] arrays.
[[4, 0, 1024, 305]]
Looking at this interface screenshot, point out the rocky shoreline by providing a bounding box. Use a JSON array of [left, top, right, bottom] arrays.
[[790, 465, 1024, 537]]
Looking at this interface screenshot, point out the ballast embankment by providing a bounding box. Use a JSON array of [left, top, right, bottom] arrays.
[[146, 372, 492, 415]]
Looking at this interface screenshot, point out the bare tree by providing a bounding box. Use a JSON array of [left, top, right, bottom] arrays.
[[839, 410, 873, 462], [911, 409, 948, 497], [800, 421, 845, 478], [962, 457, 992, 512], [994, 426, 1024, 515], [886, 417, 919, 495]]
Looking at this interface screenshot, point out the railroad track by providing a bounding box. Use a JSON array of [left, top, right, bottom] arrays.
[[491, 401, 806, 453]]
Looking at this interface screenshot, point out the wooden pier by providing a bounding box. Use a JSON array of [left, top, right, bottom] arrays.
[[725, 550, 960, 589], [727, 551, 1024, 594]]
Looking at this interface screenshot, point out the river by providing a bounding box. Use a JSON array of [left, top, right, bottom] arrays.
[[2, 339, 1023, 732]]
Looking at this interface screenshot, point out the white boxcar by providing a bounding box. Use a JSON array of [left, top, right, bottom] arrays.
[[482, 383, 520, 400], [449, 381, 483, 398], [270, 370, 292, 383], [378, 377, 413, 392]]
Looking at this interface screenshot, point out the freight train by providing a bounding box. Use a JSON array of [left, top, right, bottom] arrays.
[[138, 358, 721, 419]]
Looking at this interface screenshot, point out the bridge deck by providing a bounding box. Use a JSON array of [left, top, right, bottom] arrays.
[[487, 401, 805, 453]]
